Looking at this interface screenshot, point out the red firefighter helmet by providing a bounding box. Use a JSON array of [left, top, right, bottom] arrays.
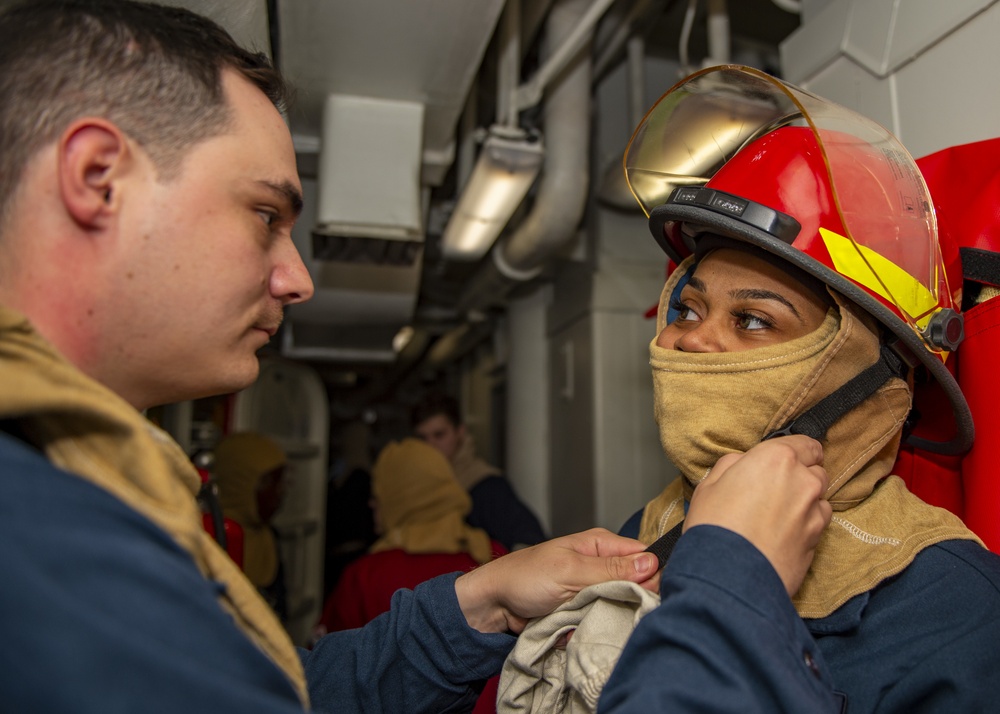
[[624, 65, 972, 455]]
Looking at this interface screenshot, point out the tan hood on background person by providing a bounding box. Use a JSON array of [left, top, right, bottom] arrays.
[[0, 306, 309, 706], [213, 432, 286, 589], [370, 437, 494, 564], [641, 257, 980, 618]]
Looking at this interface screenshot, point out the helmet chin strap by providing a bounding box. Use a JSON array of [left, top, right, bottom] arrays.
[[762, 343, 907, 442]]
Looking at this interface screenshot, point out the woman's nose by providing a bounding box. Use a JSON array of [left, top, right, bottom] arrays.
[[664, 322, 723, 353]]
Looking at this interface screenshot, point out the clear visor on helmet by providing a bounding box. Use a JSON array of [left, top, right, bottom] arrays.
[[624, 65, 952, 339]]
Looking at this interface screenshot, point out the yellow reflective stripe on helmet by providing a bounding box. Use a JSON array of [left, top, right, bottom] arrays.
[[820, 227, 937, 329]]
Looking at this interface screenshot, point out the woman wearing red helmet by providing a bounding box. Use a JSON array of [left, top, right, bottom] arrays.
[[603, 66, 1000, 712]]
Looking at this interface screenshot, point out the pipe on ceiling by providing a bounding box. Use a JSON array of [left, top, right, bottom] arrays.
[[592, 0, 665, 83], [514, 0, 616, 111], [456, 0, 595, 314], [706, 0, 730, 65], [770, 0, 801, 13], [595, 32, 646, 209]]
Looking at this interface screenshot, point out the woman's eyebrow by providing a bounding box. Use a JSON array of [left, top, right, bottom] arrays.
[[730, 288, 803, 321], [686, 276, 805, 323]]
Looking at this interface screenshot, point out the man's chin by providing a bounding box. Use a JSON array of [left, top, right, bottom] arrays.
[[226, 359, 262, 394], [188, 361, 261, 403], [138, 358, 261, 411]]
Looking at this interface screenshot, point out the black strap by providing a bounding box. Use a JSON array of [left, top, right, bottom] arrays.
[[961, 247, 1000, 287], [644, 345, 905, 570], [197, 481, 229, 551], [762, 344, 905, 443], [644, 521, 684, 569]]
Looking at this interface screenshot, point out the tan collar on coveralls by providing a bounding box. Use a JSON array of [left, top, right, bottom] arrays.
[[0, 305, 309, 707]]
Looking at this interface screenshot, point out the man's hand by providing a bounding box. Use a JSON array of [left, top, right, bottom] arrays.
[[684, 435, 832, 596], [454, 528, 660, 634]]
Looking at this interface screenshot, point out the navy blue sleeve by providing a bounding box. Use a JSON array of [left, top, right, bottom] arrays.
[[0, 433, 515, 714], [598, 525, 839, 713], [304, 574, 515, 713], [467, 475, 547, 550], [0, 434, 302, 713]]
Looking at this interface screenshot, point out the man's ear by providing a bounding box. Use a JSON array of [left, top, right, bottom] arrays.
[[58, 119, 131, 229]]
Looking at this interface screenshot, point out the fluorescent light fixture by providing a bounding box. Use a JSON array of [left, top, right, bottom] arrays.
[[392, 325, 414, 353], [441, 125, 543, 261]]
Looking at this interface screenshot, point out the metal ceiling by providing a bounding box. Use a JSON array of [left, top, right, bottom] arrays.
[[260, 0, 799, 411], [3, 0, 800, 407]]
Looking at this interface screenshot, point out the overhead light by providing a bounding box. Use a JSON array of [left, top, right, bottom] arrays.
[[441, 125, 543, 261], [392, 325, 415, 353]]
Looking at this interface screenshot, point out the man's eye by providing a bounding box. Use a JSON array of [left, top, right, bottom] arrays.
[[257, 210, 277, 227]]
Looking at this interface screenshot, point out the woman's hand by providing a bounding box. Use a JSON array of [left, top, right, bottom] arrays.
[[685, 434, 832, 595]]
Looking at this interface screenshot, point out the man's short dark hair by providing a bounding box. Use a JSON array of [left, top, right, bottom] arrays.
[[411, 393, 463, 430], [0, 0, 291, 225]]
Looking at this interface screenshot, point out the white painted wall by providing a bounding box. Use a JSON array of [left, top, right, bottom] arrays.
[[589, 262, 679, 531], [782, 0, 1000, 158], [505, 285, 554, 534]]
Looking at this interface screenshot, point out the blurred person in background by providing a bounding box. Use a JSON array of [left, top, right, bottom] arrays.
[[316, 437, 508, 712], [412, 393, 546, 551], [213, 431, 290, 619]]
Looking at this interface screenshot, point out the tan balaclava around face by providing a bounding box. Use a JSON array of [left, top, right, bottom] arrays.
[[370, 437, 494, 564], [213, 431, 286, 589], [640, 253, 980, 618]]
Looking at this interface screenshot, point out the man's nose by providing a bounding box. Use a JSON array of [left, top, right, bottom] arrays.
[[272, 238, 315, 305]]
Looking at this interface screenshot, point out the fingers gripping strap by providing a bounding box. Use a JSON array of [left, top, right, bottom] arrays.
[[644, 521, 684, 569]]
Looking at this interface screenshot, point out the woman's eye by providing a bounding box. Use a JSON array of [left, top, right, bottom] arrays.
[[669, 298, 700, 323], [735, 311, 775, 331]]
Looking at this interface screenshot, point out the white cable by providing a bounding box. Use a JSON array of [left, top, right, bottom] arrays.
[[770, 0, 802, 13], [679, 0, 698, 73], [705, 0, 729, 65]]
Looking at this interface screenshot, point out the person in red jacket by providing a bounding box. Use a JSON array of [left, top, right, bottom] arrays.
[[316, 437, 507, 711]]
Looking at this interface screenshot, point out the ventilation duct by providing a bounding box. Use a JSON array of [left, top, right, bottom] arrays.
[[313, 94, 424, 243], [283, 95, 426, 362]]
